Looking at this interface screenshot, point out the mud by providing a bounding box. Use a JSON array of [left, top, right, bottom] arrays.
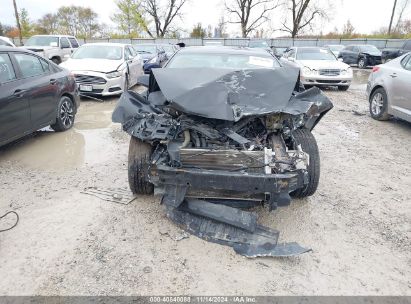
[[0, 84, 410, 296]]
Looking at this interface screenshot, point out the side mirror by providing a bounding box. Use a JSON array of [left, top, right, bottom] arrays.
[[50, 42, 58, 47], [137, 75, 150, 88], [338, 58, 343, 62], [289, 57, 295, 62]]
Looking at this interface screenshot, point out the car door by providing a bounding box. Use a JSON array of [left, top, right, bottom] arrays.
[[350, 46, 361, 64], [0, 52, 31, 144], [340, 46, 352, 63], [59, 37, 72, 62], [68, 37, 79, 54], [390, 55, 411, 118], [12, 52, 60, 129]]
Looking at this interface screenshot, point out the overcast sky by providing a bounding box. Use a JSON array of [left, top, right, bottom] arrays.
[[0, 0, 406, 37]]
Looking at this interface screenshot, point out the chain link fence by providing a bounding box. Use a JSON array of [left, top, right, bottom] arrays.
[[11, 37, 407, 49]]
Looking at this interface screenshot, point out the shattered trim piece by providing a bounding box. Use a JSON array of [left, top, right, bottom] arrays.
[[81, 187, 136, 205], [166, 201, 311, 258]]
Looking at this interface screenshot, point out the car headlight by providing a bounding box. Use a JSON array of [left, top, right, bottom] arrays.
[[341, 67, 352, 76], [302, 67, 312, 76], [148, 56, 158, 64], [106, 71, 122, 79]]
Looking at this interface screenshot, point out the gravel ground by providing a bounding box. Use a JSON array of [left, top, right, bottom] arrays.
[[0, 76, 410, 295]]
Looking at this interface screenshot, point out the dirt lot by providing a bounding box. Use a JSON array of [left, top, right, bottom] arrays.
[[0, 69, 410, 296]]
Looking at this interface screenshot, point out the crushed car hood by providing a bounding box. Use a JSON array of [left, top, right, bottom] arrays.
[[149, 67, 315, 121]]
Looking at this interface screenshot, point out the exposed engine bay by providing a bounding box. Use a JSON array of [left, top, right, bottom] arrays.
[[113, 67, 333, 257]]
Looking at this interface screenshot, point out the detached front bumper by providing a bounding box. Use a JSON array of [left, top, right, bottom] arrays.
[[153, 164, 307, 210], [73, 71, 125, 96]]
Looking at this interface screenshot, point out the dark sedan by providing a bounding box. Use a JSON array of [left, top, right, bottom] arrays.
[[0, 47, 79, 147], [338, 45, 382, 69]]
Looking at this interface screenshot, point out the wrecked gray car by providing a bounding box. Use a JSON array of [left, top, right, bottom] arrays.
[[113, 47, 333, 257]]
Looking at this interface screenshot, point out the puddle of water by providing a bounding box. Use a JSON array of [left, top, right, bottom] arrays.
[[0, 99, 119, 171], [351, 68, 371, 91]]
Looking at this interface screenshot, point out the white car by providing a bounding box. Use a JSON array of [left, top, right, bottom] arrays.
[[61, 43, 143, 96], [282, 47, 353, 91], [0, 36, 16, 47], [21, 35, 79, 64]]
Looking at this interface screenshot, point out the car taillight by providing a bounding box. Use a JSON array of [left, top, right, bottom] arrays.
[[372, 66, 380, 73]]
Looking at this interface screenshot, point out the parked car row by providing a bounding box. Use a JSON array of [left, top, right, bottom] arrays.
[[0, 36, 181, 148]]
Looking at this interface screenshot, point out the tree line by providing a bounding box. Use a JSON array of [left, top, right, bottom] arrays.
[[1, 0, 410, 40]]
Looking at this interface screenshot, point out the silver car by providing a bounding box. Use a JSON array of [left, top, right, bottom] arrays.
[[282, 47, 353, 91], [61, 43, 143, 96], [366, 53, 411, 122]]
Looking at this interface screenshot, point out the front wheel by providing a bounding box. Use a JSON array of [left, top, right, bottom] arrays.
[[358, 57, 367, 69], [291, 128, 320, 198], [51, 96, 75, 132], [123, 74, 129, 92], [128, 137, 154, 195], [369, 88, 390, 121]]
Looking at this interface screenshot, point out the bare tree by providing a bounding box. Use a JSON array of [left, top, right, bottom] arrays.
[[394, 0, 410, 32], [12, 0, 23, 45], [141, 0, 188, 38], [217, 16, 227, 38], [388, 0, 398, 34], [388, 0, 410, 34], [280, 0, 327, 38], [225, 0, 281, 38]]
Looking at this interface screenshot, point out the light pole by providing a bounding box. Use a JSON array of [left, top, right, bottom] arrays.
[[12, 0, 23, 45]]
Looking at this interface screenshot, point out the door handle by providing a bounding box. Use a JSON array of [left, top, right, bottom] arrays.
[[50, 79, 57, 84], [390, 73, 398, 78], [13, 89, 26, 98]]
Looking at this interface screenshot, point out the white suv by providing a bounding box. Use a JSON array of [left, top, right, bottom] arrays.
[[21, 35, 79, 64]]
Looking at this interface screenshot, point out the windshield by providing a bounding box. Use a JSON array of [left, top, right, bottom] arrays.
[[296, 48, 336, 60], [167, 53, 280, 69], [249, 41, 269, 48], [328, 45, 345, 52], [72, 45, 123, 60], [360, 45, 380, 53], [133, 45, 157, 54], [25, 36, 59, 47]]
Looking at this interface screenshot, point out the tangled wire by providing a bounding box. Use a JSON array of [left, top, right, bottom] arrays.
[[0, 211, 19, 233]]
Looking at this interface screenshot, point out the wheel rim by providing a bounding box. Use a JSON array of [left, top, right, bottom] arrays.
[[60, 99, 74, 128], [359, 59, 365, 68], [371, 93, 384, 116], [124, 76, 129, 91]]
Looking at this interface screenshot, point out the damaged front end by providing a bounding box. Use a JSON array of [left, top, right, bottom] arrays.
[[113, 67, 333, 257]]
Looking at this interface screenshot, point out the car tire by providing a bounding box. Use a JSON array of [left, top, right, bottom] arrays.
[[124, 74, 129, 91], [51, 57, 61, 65], [358, 57, 367, 69], [338, 86, 349, 91], [369, 88, 391, 121], [291, 128, 320, 198], [51, 96, 75, 132], [128, 137, 154, 195]]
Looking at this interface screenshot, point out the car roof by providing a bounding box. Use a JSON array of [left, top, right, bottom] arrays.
[[0, 46, 35, 53], [81, 42, 129, 47], [133, 43, 161, 47], [292, 46, 327, 50], [29, 34, 76, 38], [177, 46, 272, 56]]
